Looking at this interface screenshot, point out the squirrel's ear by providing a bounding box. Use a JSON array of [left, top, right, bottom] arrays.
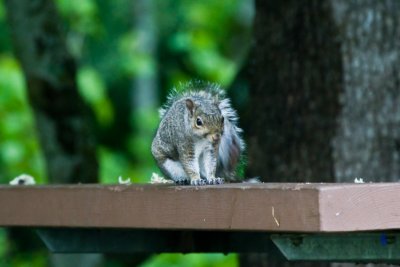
[[185, 99, 195, 117]]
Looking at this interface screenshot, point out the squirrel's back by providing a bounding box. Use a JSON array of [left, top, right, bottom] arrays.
[[159, 82, 225, 118]]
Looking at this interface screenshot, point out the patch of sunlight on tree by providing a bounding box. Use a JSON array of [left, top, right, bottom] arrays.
[[0, 55, 46, 184], [77, 66, 114, 126], [140, 253, 238, 267]]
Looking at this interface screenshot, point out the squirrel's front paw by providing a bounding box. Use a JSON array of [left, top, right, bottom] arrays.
[[175, 178, 190, 185], [190, 178, 206, 186], [206, 177, 224, 185]]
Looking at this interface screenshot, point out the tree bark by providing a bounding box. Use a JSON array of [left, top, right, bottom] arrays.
[[331, 1, 400, 265], [241, 0, 400, 266], [331, 0, 400, 184], [245, 0, 342, 183], [5, 0, 98, 184], [241, 4, 341, 267]]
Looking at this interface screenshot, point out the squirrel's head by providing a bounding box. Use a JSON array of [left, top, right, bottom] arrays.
[[185, 98, 224, 144]]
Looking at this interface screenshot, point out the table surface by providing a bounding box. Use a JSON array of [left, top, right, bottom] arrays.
[[1, 183, 399, 232]]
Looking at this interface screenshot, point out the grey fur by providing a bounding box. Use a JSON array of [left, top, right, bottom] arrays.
[[152, 82, 244, 185]]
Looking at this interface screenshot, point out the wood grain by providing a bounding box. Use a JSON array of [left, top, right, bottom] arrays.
[[1, 183, 400, 232], [319, 183, 400, 231]]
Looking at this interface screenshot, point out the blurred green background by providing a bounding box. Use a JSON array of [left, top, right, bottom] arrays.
[[0, 0, 253, 266]]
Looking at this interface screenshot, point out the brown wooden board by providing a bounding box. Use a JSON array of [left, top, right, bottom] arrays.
[[0, 183, 400, 232]]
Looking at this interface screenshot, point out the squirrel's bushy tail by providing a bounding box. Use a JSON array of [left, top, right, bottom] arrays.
[[217, 98, 245, 180]]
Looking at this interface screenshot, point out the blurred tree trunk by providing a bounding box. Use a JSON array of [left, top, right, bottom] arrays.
[[331, 0, 400, 184], [130, 0, 160, 169], [244, 0, 342, 183], [4, 0, 100, 266], [132, 0, 158, 112], [5, 0, 98, 184], [330, 1, 400, 265], [240, 0, 400, 266]]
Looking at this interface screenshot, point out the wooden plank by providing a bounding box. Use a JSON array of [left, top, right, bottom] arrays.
[[0, 183, 318, 231], [1, 183, 400, 232], [319, 183, 400, 231]]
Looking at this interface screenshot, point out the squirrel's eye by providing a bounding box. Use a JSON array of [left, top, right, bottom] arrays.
[[196, 117, 203, 127]]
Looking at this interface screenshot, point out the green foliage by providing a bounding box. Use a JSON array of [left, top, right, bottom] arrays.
[[0, 0, 252, 265], [0, 229, 8, 258], [6, 251, 47, 267], [157, 0, 252, 87], [56, 0, 101, 36], [99, 147, 132, 183], [77, 66, 114, 126], [0, 2, 4, 21], [0, 55, 46, 184], [0, 228, 47, 267], [99, 146, 157, 184], [118, 32, 157, 77], [127, 107, 160, 182], [140, 253, 238, 267], [0, 1, 11, 52]]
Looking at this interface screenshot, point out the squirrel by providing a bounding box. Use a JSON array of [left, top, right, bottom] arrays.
[[151, 82, 245, 185]]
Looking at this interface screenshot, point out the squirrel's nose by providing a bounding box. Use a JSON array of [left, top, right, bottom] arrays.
[[212, 133, 221, 142]]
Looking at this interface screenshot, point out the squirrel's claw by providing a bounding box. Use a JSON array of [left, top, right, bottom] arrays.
[[206, 177, 224, 185], [175, 178, 190, 185], [190, 178, 206, 186], [216, 177, 224, 184]]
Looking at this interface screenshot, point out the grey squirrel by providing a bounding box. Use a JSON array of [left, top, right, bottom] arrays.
[[151, 82, 245, 185]]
